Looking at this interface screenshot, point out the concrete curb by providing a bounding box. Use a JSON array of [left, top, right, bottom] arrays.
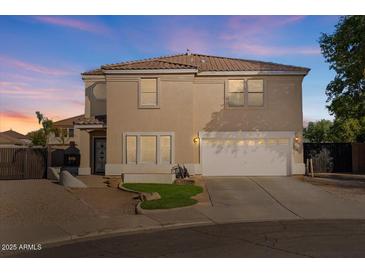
[[304, 176, 365, 188], [136, 200, 199, 214], [119, 183, 162, 215], [120, 183, 203, 214], [118, 183, 141, 195]]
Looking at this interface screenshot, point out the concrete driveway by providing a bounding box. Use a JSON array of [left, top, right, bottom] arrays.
[[194, 176, 365, 223]]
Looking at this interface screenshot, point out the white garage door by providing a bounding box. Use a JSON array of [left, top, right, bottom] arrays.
[[201, 138, 290, 176]]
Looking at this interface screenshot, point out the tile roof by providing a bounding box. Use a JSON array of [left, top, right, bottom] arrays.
[[82, 53, 310, 75], [0, 129, 29, 140], [53, 115, 84, 127], [74, 115, 106, 126], [0, 130, 30, 145]]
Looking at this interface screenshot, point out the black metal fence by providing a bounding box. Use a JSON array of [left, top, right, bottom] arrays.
[[303, 143, 353, 173]]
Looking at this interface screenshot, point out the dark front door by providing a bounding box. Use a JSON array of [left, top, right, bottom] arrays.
[[94, 138, 106, 174]]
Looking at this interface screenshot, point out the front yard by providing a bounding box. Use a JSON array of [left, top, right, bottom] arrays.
[[123, 183, 203, 209]]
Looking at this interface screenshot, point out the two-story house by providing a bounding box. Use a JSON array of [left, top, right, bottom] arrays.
[[74, 53, 309, 182]]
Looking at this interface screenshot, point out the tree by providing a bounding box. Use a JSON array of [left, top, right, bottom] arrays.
[[319, 16, 365, 142], [330, 117, 365, 142], [303, 119, 334, 143], [27, 129, 46, 146], [35, 111, 54, 146]]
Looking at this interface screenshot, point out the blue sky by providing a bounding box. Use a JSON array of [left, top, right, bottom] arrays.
[[0, 16, 340, 133]]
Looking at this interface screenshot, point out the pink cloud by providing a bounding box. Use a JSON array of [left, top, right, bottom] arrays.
[[0, 81, 83, 100], [0, 110, 34, 122], [0, 55, 75, 76], [230, 42, 320, 56], [162, 16, 316, 57], [227, 16, 305, 32], [32, 16, 109, 34], [221, 16, 319, 56]]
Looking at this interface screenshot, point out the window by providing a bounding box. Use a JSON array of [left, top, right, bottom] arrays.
[[68, 128, 74, 137], [125, 133, 174, 165], [247, 79, 264, 106], [140, 78, 158, 107], [227, 80, 244, 107], [141, 136, 157, 163], [126, 136, 137, 164], [61, 128, 67, 137], [160, 136, 171, 163]]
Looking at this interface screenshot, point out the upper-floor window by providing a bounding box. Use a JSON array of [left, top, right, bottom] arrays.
[[227, 80, 244, 107], [226, 79, 264, 108], [139, 78, 159, 108], [247, 79, 264, 106]]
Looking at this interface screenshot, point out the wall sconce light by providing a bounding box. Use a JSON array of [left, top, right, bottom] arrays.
[[193, 137, 200, 144], [293, 135, 301, 152]]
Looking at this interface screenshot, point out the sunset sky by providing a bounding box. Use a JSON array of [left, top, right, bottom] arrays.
[[0, 15, 340, 134]]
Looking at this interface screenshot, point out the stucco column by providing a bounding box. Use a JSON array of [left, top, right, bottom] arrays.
[[78, 130, 91, 175]]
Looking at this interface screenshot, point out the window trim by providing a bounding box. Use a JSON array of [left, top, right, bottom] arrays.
[[68, 128, 75, 138], [247, 79, 265, 107], [123, 132, 175, 165], [225, 78, 265, 109], [138, 77, 160, 109], [225, 79, 245, 108]]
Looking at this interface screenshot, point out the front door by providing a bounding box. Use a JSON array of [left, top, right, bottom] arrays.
[[94, 138, 106, 174]]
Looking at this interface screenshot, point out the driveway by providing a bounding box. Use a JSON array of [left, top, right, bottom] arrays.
[[194, 176, 365, 223]]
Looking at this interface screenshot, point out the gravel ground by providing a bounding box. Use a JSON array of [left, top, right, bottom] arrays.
[[0, 179, 137, 228], [306, 181, 365, 203]]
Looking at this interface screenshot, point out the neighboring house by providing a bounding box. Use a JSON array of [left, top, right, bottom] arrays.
[[0, 129, 31, 146], [75, 53, 310, 181], [48, 115, 83, 148]]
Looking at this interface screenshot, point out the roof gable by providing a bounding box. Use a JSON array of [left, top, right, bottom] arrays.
[[0, 130, 29, 140]]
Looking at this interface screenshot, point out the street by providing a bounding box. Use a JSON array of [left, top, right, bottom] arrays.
[[14, 219, 365, 258]]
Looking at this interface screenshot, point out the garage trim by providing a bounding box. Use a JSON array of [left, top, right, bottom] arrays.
[[199, 131, 295, 140]]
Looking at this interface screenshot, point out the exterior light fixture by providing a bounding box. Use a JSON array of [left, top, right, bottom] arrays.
[[294, 136, 300, 143], [193, 137, 200, 144]]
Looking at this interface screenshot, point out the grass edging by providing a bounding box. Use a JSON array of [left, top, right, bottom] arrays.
[[122, 183, 203, 210]]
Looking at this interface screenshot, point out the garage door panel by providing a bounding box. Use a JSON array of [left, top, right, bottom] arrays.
[[202, 139, 289, 176]]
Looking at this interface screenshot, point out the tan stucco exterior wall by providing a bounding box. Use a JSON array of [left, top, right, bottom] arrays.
[[84, 78, 106, 118], [106, 75, 196, 167], [192, 76, 304, 165], [78, 129, 91, 175], [81, 73, 305, 175]]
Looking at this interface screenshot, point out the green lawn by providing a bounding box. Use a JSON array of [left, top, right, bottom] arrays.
[[123, 183, 203, 210]]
